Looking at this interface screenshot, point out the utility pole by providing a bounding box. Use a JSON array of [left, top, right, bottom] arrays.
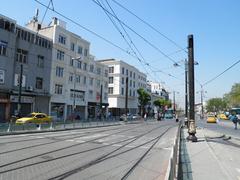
[[173, 91, 176, 113], [200, 85, 204, 119], [17, 64, 23, 116], [187, 34, 197, 142], [100, 84, 103, 118], [185, 59, 188, 125], [125, 77, 129, 116]]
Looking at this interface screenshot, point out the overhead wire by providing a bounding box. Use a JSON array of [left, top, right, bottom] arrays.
[[110, 0, 188, 54], [202, 59, 240, 86]]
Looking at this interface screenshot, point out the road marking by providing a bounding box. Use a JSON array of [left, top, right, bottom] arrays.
[[236, 168, 240, 173], [112, 144, 122, 147], [65, 139, 74, 142]]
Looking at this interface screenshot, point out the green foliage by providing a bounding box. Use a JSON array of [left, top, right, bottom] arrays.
[[137, 88, 151, 116], [206, 98, 227, 112], [225, 83, 240, 107], [137, 88, 151, 107], [153, 98, 172, 112]]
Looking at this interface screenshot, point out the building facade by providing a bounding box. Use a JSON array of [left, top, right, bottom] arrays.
[[0, 14, 52, 122], [27, 17, 108, 120], [98, 59, 147, 116]]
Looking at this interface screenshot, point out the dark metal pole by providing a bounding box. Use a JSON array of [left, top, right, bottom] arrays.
[[185, 59, 189, 126], [187, 34, 197, 142], [173, 91, 176, 113], [125, 77, 129, 115], [100, 84, 103, 118], [17, 64, 23, 116], [201, 85, 204, 119]]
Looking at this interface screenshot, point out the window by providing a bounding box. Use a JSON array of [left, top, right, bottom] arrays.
[[70, 58, 74, 66], [83, 63, 87, 70], [89, 77, 93, 86], [36, 77, 43, 89], [83, 76, 87, 84], [97, 79, 101, 88], [133, 90, 135, 97], [121, 88, 124, 95], [109, 77, 113, 84], [0, 70, 5, 84], [133, 81, 135, 88], [130, 71, 132, 78], [122, 77, 124, 84], [97, 67, 101, 75], [109, 67, 114, 73], [129, 89, 132, 96], [84, 49, 88, 56], [104, 81, 108, 88], [133, 72, 135, 79], [16, 49, 28, 63], [56, 67, 64, 77], [75, 75, 81, 83], [57, 50, 64, 60], [55, 84, 63, 94], [108, 87, 113, 94], [78, 46, 82, 54], [77, 61, 82, 69], [130, 80, 132, 87], [70, 42, 75, 51], [58, 35, 66, 44], [90, 65, 94, 72], [37, 55, 44, 68], [122, 67, 124, 74], [105, 69, 108, 77], [0, 41, 7, 56], [88, 90, 93, 98], [69, 73, 73, 82], [104, 92, 108, 100], [126, 69, 128, 76]]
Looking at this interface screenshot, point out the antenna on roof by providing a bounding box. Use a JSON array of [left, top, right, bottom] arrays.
[[33, 8, 39, 22]]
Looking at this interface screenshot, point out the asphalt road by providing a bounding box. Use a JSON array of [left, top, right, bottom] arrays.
[[196, 116, 240, 138], [0, 120, 178, 180]]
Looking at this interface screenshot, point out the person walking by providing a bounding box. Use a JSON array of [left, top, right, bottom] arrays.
[[230, 112, 238, 130], [144, 113, 147, 121]]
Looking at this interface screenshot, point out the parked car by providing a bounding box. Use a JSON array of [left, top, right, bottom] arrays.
[[15, 112, 52, 125]]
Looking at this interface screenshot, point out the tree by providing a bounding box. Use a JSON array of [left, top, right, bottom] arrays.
[[225, 83, 240, 107], [137, 88, 151, 116], [206, 98, 227, 112]]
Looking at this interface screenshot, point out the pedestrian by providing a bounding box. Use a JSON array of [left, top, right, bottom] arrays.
[[144, 113, 147, 121], [230, 112, 238, 130]]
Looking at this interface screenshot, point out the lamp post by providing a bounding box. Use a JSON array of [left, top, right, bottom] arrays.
[[72, 57, 81, 118]]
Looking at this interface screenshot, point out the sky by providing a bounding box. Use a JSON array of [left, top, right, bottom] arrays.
[[1, 0, 240, 108]]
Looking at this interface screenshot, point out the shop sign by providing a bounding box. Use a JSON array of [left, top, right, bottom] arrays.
[[10, 95, 34, 103]]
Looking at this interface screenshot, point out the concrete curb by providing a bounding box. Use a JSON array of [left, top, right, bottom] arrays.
[[164, 121, 182, 180], [0, 123, 121, 136]]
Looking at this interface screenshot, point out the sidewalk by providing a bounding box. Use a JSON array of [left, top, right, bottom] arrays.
[[179, 126, 240, 180]]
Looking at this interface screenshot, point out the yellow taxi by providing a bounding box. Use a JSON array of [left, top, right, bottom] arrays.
[[217, 113, 228, 120], [16, 112, 52, 125], [207, 114, 217, 123]]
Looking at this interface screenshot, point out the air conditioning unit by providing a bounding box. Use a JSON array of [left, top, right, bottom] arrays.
[[26, 86, 33, 92]]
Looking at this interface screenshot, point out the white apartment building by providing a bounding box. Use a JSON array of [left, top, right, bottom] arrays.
[[98, 59, 147, 116], [26, 17, 108, 120]]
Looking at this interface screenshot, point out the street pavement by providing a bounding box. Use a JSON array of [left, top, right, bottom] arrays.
[[0, 120, 179, 180], [179, 117, 240, 180]]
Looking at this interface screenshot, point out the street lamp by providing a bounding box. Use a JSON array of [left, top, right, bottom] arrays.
[[72, 57, 81, 117]]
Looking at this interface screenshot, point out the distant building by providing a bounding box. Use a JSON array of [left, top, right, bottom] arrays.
[[98, 59, 147, 116], [26, 17, 108, 120], [147, 81, 169, 116], [0, 14, 52, 122]]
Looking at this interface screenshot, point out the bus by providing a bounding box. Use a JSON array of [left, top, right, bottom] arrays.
[[164, 108, 174, 119], [230, 108, 240, 115]]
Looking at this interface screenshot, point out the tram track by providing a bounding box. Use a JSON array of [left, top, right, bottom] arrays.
[[0, 123, 174, 176], [46, 125, 174, 180]]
